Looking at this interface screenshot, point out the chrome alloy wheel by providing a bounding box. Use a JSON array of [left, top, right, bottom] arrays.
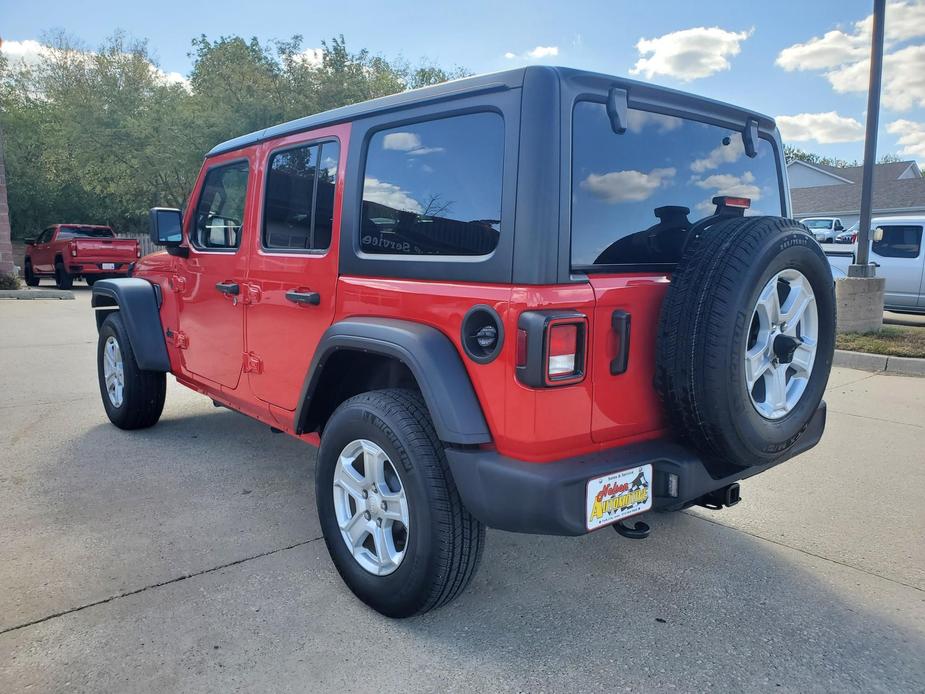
[[332, 439, 410, 576], [745, 269, 819, 420], [103, 335, 125, 408]]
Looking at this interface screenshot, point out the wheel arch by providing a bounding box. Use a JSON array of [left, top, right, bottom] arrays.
[[295, 317, 492, 445], [91, 278, 170, 372]]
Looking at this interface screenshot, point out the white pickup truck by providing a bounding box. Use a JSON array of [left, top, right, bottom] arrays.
[[825, 215, 925, 313]]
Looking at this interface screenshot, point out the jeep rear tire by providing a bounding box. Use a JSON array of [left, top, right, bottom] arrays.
[[316, 389, 485, 617], [656, 216, 835, 473], [97, 313, 166, 430], [54, 261, 73, 290]]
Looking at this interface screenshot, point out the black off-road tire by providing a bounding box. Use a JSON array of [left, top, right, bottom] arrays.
[[97, 313, 166, 430], [54, 261, 73, 289], [24, 262, 39, 287], [316, 389, 485, 618], [655, 216, 835, 473]]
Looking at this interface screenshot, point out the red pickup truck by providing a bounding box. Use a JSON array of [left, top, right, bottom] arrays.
[[24, 224, 139, 288]]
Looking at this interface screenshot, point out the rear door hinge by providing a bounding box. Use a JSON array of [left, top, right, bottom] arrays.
[[165, 328, 189, 349], [242, 351, 263, 374], [243, 283, 261, 305]]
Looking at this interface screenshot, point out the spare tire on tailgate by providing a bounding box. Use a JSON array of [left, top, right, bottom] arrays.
[[655, 216, 835, 473]]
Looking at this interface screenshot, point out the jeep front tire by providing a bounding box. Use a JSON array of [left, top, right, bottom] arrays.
[[316, 389, 485, 617], [97, 313, 167, 430]]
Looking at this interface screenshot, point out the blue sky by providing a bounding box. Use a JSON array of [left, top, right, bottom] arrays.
[[3, 0, 924, 166]]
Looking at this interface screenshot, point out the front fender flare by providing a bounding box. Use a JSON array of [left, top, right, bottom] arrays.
[[295, 317, 491, 445], [91, 278, 170, 372]]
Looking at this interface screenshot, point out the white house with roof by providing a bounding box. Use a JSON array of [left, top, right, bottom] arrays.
[[787, 160, 925, 229]]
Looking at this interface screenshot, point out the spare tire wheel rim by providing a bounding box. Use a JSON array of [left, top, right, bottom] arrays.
[[745, 268, 818, 420], [332, 439, 409, 576]]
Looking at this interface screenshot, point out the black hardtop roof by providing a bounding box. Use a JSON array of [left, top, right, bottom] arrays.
[[207, 65, 777, 158]]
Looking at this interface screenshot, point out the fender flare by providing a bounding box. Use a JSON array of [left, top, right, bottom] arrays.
[[91, 278, 170, 372], [295, 317, 491, 445]]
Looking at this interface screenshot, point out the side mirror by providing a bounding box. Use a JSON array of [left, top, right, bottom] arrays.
[[24, 237, 36, 245], [149, 207, 183, 246], [835, 222, 844, 231]]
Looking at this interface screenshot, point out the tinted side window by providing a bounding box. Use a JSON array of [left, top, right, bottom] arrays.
[[360, 112, 503, 256], [264, 141, 340, 251], [872, 225, 922, 259], [571, 102, 783, 268], [191, 160, 249, 250]]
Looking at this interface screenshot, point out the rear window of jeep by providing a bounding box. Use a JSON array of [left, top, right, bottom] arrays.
[[570, 102, 783, 269], [360, 112, 503, 256]]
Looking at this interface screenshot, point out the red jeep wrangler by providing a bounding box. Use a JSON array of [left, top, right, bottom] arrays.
[[24, 224, 140, 288], [91, 67, 835, 617]]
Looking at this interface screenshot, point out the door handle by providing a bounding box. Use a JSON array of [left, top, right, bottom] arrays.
[[285, 289, 321, 306], [215, 281, 240, 295], [610, 310, 631, 375]]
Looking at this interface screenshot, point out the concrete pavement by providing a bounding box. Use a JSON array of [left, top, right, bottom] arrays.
[[1, 290, 923, 692]]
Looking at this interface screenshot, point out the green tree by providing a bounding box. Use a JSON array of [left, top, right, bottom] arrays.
[[0, 32, 467, 239]]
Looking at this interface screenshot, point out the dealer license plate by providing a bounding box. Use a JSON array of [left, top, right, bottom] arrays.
[[101, 263, 115, 270], [586, 464, 653, 531]]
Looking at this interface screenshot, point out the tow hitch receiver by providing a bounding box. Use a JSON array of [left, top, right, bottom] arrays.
[[613, 518, 651, 539], [697, 483, 741, 510]]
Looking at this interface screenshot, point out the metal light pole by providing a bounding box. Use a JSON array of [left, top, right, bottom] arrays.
[[850, 0, 886, 278]]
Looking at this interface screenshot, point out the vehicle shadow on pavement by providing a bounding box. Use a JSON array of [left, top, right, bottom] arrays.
[[4, 405, 923, 691]]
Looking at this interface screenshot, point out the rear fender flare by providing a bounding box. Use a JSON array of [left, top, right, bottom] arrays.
[[91, 278, 169, 372], [295, 317, 491, 445]]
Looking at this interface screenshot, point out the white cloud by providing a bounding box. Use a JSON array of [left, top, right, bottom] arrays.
[[857, 0, 925, 42], [827, 44, 925, 111], [0, 39, 51, 69], [504, 45, 559, 61], [363, 177, 422, 213], [381, 132, 443, 156], [775, 30, 868, 71], [383, 132, 422, 151], [580, 167, 676, 203], [776, 2, 925, 112], [296, 47, 324, 67], [887, 119, 925, 165], [626, 109, 683, 133], [693, 171, 762, 200], [690, 136, 745, 173], [629, 27, 752, 81], [1, 37, 190, 90], [776, 112, 865, 143]]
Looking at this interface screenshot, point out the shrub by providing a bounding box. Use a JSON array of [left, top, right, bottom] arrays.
[[0, 272, 21, 290]]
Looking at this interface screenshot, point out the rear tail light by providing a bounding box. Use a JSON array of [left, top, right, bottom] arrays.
[[516, 311, 587, 387], [547, 324, 578, 377]]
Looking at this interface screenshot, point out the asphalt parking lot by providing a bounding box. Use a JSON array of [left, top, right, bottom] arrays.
[[1, 289, 923, 693]]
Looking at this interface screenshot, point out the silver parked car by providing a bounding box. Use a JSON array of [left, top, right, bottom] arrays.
[[825, 215, 925, 312]]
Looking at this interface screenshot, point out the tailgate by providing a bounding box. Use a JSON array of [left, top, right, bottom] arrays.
[[73, 238, 138, 260], [587, 274, 669, 443]]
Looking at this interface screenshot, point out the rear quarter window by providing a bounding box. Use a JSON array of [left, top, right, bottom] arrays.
[[359, 112, 504, 256], [570, 102, 783, 269]]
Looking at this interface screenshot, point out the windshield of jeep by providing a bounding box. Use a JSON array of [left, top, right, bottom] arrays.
[[570, 102, 783, 270]]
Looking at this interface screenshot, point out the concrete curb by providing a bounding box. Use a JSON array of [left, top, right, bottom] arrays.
[[833, 349, 925, 377], [0, 289, 75, 300]]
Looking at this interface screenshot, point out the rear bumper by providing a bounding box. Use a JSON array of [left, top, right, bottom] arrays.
[[69, 262, 132, 275], [445, 401, 826, 536]]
